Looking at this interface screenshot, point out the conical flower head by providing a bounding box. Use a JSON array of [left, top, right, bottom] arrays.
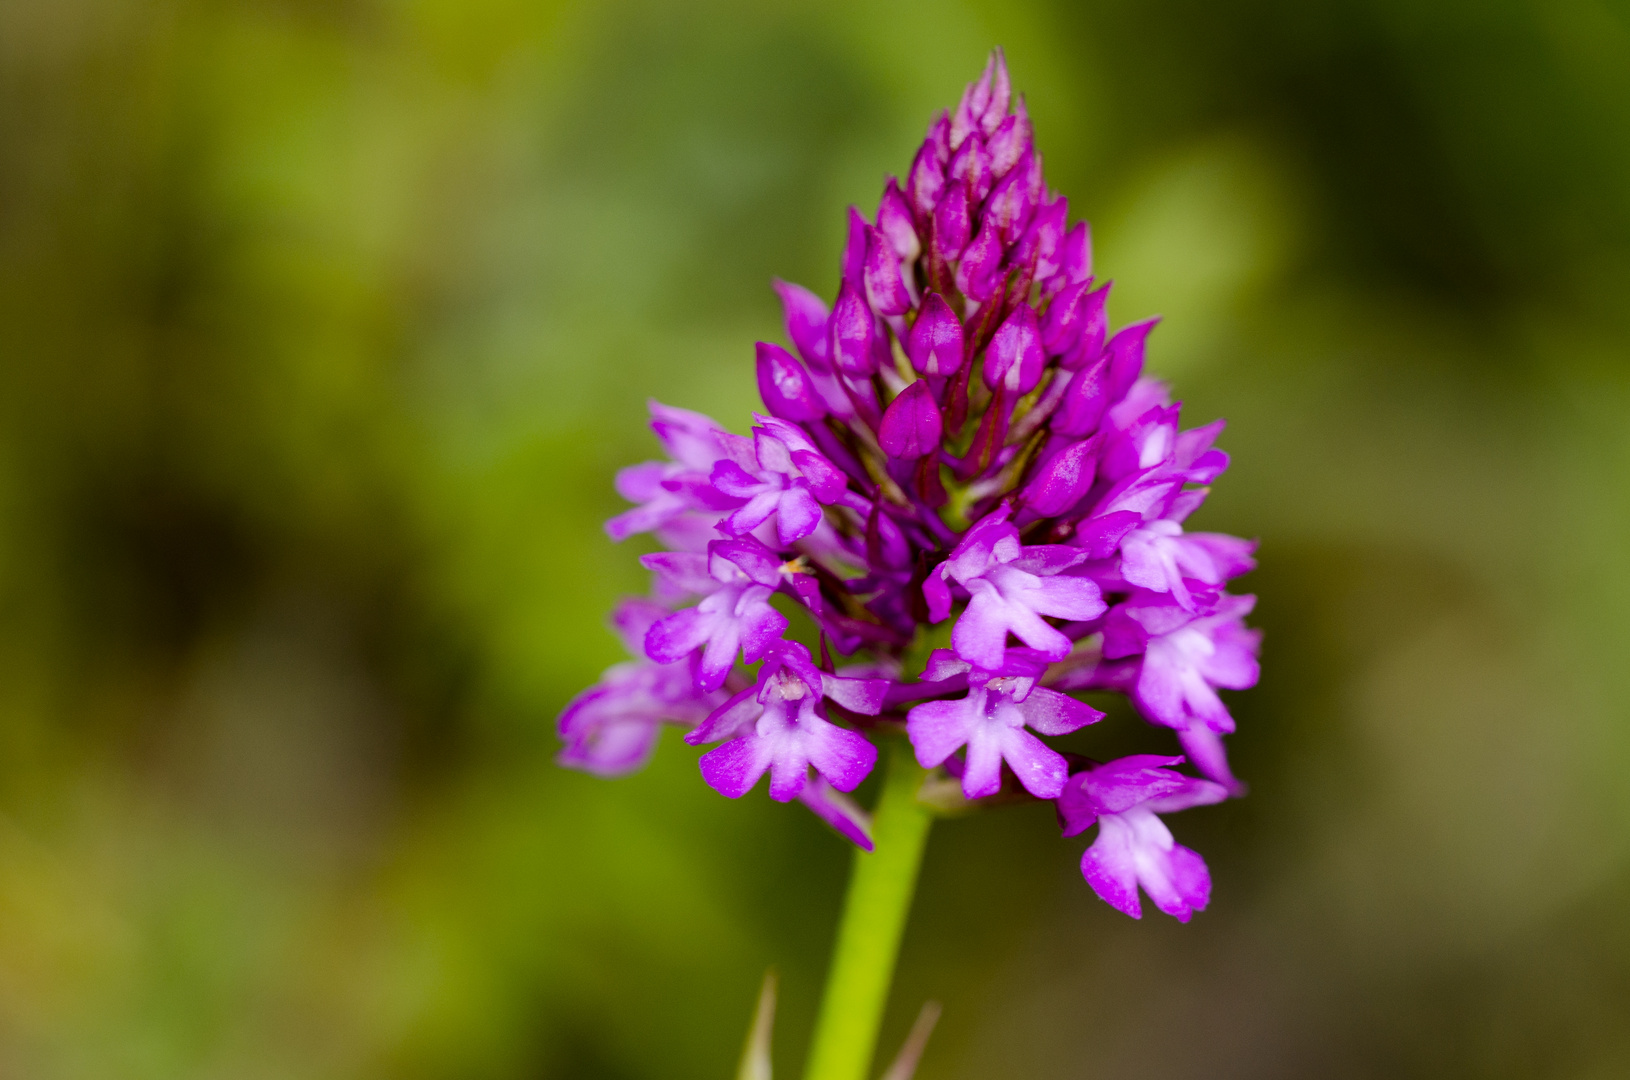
[[562, 49, 1262, 924]]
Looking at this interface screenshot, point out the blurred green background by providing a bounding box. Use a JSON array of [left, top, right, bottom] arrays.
[[4, 0, 1630, 1076]]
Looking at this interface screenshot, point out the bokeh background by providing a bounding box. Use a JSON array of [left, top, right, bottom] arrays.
[[4, 0, 1630, 1076]]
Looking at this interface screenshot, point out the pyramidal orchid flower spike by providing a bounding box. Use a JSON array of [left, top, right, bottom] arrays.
[[560, 50, 1260, 1080]]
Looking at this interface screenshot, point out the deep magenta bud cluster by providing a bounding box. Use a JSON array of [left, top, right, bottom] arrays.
[[559, 52, 1260, 922]]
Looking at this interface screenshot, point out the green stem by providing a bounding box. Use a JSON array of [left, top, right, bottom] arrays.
[[803, 739, 934, 1080]]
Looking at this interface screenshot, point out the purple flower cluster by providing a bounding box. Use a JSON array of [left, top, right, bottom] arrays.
[[560, 52, 1259, 922]]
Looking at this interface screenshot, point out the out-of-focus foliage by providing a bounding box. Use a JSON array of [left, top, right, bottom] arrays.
[[2, 0, 1629, 1076]]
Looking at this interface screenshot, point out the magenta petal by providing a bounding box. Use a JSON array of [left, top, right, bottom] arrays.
[[923, 567, 954, 623], [920, 648, 971, 683], [556, 715, 661, 777], [906, 698, 974, 768], [696, 632, 743, 692], [1041, 278, 1090, 356], [709, 458, 764, 500], [1008, 544, 1090, 576], [1132, 835, 1212, 923], [788, 448, 846, 502], [1053, 351, 1110, 436], [774, 486, 823, 544], [736, 601, 789, 664], [1025, 573, 1106, 621], [1075, 510, 1142, 560], [700, 736, 774, 799], [983, 163, 1035, 246], [951, 591, 1019, 670], [1000, 727, 1068, 798], [722, 490, 782, 535], [961, 724, 1005, 798], [645, 609, 706, 665], [640, 551, 715, 596], [804, 720, 878, 793], [1017, 686, 1104, 736], [1062, 282, 1110, 370], [767, 753, 811, 803], [822, 674, 890, 715], [1081, 817, 1142, 918], [1027, 196, 1069, 282], [1150, 843, 1211, 922], [709, 539, 781, 588], [798, 778, 874, 851], [1176, 725, 1243, 794], [686, 687, 760, 746]]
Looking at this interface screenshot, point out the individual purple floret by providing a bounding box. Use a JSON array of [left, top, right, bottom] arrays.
[[559, 49, 1261, 921], [558, 599, 729, 775], [924, 505, 1106, 670], [906, 648, 1102, 798], [1057, 755, 1228, 921], [642, 540, 791, 693], [687, 640, 888, 802], [709, 416, 849, 545], [605, 402, 740, 548], [1103, 591, 1260, 792]]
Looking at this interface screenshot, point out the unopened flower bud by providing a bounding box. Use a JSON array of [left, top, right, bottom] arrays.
[[983, 162, 1036, 247], [932, 184, 972, 262], [864, 227, 913, 317], [1058, 221, 1092, 287], [878, 178, 922, 262], [986, 105, 1031, 179], [879, 380, 943, 460], [841, 207, 869, 292], [1027, 197, 1069, 284], [773, 279, 831, 370], [1021, 435, 1100, 515], [1104, 317, 1160, 402], [756, 342, 826, 422], [981, 50, 1012, 136], [984, 303, 1045, 394], [1054, 351, 1110, 436], [948, 136, 993, 205], [907, 143, 946, 223], [1059, 281, 1111, 370], [1045, 275, 1110, 358], [955, 217, 1004, 303], [829, 283, 878, 378], [908, 293, 964, 376]]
